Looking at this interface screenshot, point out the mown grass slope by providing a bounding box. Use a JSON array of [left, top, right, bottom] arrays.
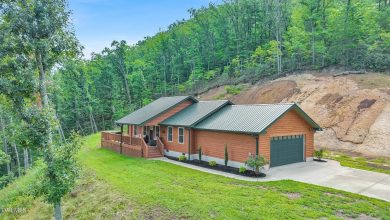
[[0, 133, 389, 219]]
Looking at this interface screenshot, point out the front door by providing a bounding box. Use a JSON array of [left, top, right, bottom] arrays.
[[149, 127, 154, 141]]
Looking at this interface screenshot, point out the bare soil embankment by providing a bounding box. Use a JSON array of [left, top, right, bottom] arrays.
[[199, 72, 390, 157]]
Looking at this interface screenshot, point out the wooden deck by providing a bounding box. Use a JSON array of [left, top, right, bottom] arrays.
[[101, 131, 164, 158]]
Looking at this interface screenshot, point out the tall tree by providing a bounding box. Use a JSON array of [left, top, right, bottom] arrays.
[[105, 40, 132, 105], [0, 0, 80, 219]]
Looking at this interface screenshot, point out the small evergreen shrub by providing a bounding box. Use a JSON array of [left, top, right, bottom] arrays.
[[314, 149, 324, 160], [178, 155, 186, 161], [198, 146, 202, 161], [239, 166, 247, 173], [209, 161, 217, 167], [224, 144, 228, 166]]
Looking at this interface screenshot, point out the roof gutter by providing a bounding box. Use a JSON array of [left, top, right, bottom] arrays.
[[192, 127, 260, 136]]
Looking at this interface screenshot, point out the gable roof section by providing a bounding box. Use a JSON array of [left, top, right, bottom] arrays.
[[116, 96, 197, 125], [194, 103, 321, 134], [160, 100, 232, 127]]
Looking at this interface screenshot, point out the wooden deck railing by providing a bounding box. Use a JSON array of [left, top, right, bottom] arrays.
[[102, 131, 164, 158], [122, 135, 130, 144], [132, 136, 142, 146], [101, 131, 143, 158], [102, 131, 138, 145], [102, 131, 121, 142]]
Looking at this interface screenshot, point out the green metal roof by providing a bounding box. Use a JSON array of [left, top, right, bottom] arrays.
[[116, 96, 197, 125], [160, 100, 232, 127], [194, 103, 321, 134]]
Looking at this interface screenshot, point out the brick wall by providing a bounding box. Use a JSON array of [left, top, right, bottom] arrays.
[[160, 126, 191, 154], [193, 130, 256, 163], [259, 109, 314, 160]]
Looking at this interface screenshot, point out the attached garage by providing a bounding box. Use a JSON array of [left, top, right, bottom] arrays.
[[193, 103, 322, 168], [270, 135, 304, 167]]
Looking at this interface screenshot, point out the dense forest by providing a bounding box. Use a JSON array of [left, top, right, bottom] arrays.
[[0, 0, 389, 202], [53, 0, 390, 137]]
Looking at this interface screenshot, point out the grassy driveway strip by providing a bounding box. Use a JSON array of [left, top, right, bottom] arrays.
[[81, 134, 390, 219]]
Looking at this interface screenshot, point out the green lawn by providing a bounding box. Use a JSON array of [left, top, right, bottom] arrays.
[[324, 151, 390, 175], [1, 133, 389, 219]]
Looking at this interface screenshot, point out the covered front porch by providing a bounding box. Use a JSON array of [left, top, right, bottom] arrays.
[[101, 126, 164, 158]]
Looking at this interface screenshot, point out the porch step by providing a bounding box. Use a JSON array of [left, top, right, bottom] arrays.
[[147, 147, 163, 158]]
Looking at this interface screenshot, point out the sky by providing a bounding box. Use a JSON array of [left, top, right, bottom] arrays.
[[69, 0, 216, 58]]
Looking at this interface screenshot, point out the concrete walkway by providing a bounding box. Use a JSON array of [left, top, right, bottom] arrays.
[[156, 158, 390, 202]]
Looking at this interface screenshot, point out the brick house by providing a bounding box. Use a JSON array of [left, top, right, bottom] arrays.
[[101, 96, 321, 168]]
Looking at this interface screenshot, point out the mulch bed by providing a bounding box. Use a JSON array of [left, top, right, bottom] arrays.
[[165, 156, 266, 178]]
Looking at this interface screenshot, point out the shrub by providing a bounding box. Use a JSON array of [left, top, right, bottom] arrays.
[[178, 155, 186, 161], [209, 161, 217, 167], [314, 149, 324, 160], [225, 85, 242, 95], [239, 166, 247, 173], [198, 146, 202, 161], [224, 144, 228, 166], [245, 155, 266, 175]]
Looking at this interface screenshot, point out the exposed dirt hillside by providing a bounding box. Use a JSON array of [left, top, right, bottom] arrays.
[[199, 72, 390, 157]]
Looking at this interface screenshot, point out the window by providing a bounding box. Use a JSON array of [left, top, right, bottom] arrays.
[[143, 126, 147, 135], [167, 126, 173, 142], [133, 126, 138, 136], [155, 126, 160, 137], [178, 127, 184, 144]]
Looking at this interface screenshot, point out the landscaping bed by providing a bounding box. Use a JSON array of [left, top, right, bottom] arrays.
[[165, 156, 266, 178]]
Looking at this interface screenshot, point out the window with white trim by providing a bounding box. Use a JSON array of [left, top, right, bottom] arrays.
[[178, 127, 184, 144], [133, 126, 138, 136], [167, 126, 173, 142]]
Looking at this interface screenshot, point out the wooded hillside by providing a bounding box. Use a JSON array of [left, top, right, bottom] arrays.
[[52, 0, 390, 136]]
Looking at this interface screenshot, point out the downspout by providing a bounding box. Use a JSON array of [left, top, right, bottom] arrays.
[[255, 136, 259, 157], [130, 125, 132, 145], [188, 128, 191, 160], [120, 125, 123, 154]]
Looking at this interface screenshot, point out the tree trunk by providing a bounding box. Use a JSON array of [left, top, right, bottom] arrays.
[[343, 0, 351, 66], [274, 0, 283, 75], [29, 148, 33, 167], [255, 166, 260, 175], [89, 112, 97, 134], [118, 58, 132, 105], [311, 22, 315, 66], [36, 51, 53, 145], [55, 113, 65, 142], [23, 148, 29, 171], [9, 117, 21, 176], [4, 142, 10, 175], [0, 111, 11, 175], [12, 142, 21, 177], [54, 201, 62, 220]]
